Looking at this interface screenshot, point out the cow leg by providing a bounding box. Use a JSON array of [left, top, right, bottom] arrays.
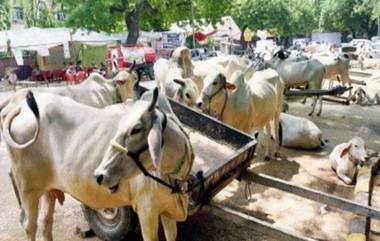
[[273, 113, 281, 158], [264, 125, 273, 161], [138, 210, 159, 241], [20, 192, 40, 241], [348, 82, 352, 97], [308, 96, 317, 116], [301, 96, 307, 104], [316, 97, 323, 116], [329, 79, 333, 90], [40, 192, 56, 241], [161, 215, 177, 241]]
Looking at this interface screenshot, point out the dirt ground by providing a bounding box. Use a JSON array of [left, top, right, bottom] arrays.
[[0, 68, 379, 241]]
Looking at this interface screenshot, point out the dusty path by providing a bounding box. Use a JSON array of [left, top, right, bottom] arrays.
[[0, 68, 379, 241]]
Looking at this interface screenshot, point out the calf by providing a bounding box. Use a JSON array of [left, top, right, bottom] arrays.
[[330, 137, 368, 185]]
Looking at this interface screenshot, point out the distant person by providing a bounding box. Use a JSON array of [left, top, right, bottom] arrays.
[[76, 60, 83, 72], [63, 62, 68, 72], [32, 64, 42, 81], [66, 62, 76, 75]]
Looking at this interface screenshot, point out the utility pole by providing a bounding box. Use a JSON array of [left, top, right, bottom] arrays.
[[190, 0, 195, 48]]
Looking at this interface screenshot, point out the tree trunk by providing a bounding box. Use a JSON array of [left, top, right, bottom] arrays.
[[125, 0, 146, 44]]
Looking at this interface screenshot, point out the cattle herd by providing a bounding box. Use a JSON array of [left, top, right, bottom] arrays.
[[0, 44, 376, 241]]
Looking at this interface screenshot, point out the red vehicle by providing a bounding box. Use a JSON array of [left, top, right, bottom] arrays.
[[107, 44, 156, 80]]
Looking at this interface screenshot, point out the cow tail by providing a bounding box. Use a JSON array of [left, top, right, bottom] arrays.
[[2, 91, 40, 149], [26, 91, 39, 120]]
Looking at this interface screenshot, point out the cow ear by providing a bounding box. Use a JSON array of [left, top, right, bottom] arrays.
[[147, 117, 163, 169], [340, 143, 352, 158], [148, 88, 159, 112], [173, 78, 186, 87], [226, 82, 236, 90]]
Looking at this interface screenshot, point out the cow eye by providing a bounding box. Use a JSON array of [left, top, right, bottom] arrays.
[[354, 144, 358, 148], [131, 126, 142, 135], [212, 82, 217, 85], [185, 93, 191, 99]]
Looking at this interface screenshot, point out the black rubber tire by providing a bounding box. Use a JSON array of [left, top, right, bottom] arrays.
[[81, 205, 137, 241]]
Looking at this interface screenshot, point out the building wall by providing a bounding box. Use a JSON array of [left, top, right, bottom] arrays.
[[0, 56, 35, 77], [9, 0, 61, 30]]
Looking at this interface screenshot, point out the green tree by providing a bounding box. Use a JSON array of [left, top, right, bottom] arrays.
[[232, 0, 317, 37], [319, 0, 378, 38], [58, 0, 231, 44], [0, 0, 10, 30]]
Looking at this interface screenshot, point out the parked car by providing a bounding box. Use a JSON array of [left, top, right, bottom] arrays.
[[368, 42, 380, 59], [341, 39, 374, 60], [190, 48, 209, 60]]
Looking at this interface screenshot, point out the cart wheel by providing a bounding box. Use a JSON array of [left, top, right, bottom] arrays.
[[81, 205, 137, 241]]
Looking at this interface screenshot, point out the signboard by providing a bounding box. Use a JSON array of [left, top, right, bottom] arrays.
[[244, 28, 253, 42], [162, 33, 181, 49]]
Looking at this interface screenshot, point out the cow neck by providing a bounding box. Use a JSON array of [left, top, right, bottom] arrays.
[[208, 87, 228, 122], [125, 109, 192, 194]]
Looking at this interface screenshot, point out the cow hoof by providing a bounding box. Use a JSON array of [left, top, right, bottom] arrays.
[[317, 113, 321, 117], [264, 156, 271, 162], [275, 152, 281, 158], [308, 113, 313, 116]]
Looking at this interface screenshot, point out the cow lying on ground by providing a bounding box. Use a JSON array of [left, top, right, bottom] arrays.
[[197, 69, 284, 161], [349, 87, 380, 106], [3, 89, 193, 241], [268, 113, 325, 150], [0, 70, 137, 121], [266, 49, 325, 116], [330, 137, 368, 185]]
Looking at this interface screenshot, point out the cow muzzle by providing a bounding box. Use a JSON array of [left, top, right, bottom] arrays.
[[94, 173, 120, 193]]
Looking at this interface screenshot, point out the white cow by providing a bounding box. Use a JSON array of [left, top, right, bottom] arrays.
[[314, 54, 351, 95], [0, 70, 137, 120], [154, 58, 200, 107], [268, 113, 325, 149], [266, 49, 325, 116], [193, 55, 253, 82], [3, 89, 193, 241], [330, 137, 368, 185], [196, 69, 284, 161]]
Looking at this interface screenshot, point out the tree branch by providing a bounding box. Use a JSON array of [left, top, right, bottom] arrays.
[[110, 6, 125, 13], [110, 0, 129, 13]]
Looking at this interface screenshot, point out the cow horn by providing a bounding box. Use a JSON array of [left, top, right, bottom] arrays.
[[3, 91, 40, 149], [128, 61, 136, 73]]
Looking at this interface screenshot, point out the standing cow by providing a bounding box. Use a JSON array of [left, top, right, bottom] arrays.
[[3, 89, 193, 241], [266, 49, 325, 116], [197, 69, 284, 161]]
